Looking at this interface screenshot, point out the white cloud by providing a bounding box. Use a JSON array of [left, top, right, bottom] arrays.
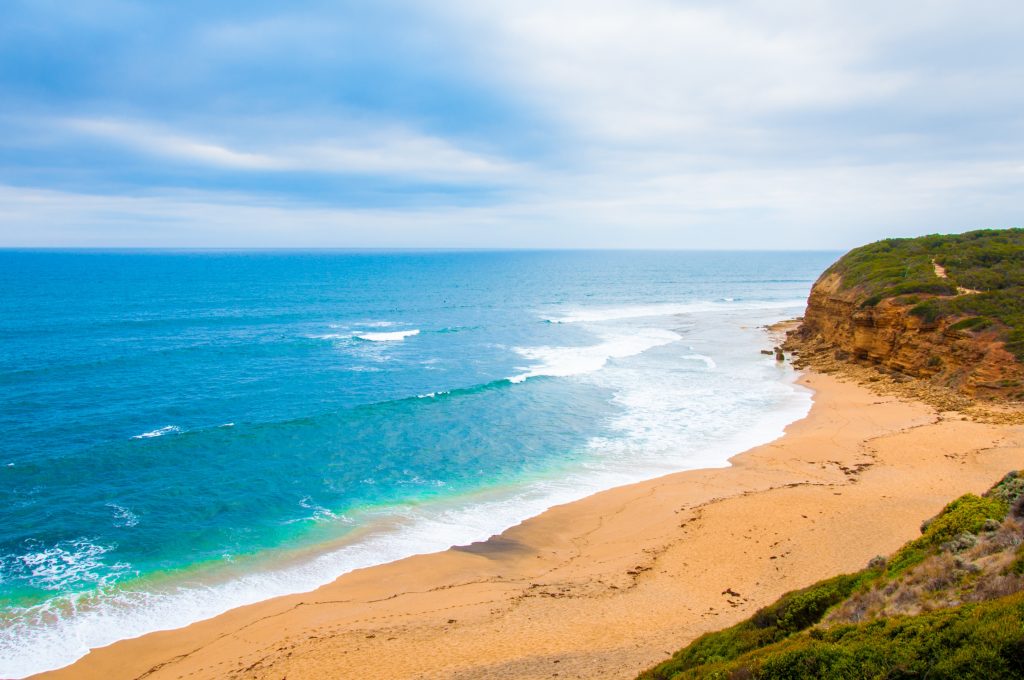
[[67, 118, 281, 169], [5, 1, 1022, 246], [0, 153, 1019, 249], [438, 1, 909, 144], [63, 117, 522, 181]]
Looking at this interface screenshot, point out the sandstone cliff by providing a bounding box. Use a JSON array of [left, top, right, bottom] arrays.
[[788, 269, 1024, 399]]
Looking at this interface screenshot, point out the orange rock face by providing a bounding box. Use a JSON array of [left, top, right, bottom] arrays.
[[792, 272, 1024, 398]]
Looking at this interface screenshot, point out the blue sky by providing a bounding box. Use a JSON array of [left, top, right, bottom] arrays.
[[0, 0, 1021, 248]]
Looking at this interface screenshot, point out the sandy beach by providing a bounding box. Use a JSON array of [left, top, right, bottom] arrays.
[[39, 368, 1024, 680]]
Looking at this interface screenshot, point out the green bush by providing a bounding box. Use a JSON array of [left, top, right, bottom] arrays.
[[642, 589, 1024, 680], [1010, 544, 1024, 576], [638, 573, 871, 679], [949, 316, 993, 331], [888, 493, 1008, 575]]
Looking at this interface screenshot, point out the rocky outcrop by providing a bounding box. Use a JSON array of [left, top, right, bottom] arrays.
[[787, 271, 1024, 398]]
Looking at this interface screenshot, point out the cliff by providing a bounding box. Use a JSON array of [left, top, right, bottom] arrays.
[[786, 229, 1024, 399]]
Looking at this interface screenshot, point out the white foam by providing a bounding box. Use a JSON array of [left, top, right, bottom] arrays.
[[417, 390, 450, 399], [681, 353, 717, 369], [545, 299, 807, 324], [106, 505, 139, 529], [355, 329, 420, 342], [327, 321, 395, 329], [508, 328, 680, 383], [297, 497, 341, 524], [130, 425, 180, 440], [0, 539, 130, 594], [312, 322, 402, 341]]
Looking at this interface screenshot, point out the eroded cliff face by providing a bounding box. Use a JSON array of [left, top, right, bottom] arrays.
[[789, 271, 1024, 398]]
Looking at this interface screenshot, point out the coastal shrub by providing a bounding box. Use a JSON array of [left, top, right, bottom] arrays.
[[986, 470, 1024, 507], [861, 282, 957, 308], [642, 593, 1024, 680], [909, 300, 943, 324], [949, 316, 992, 331], [888, 493, 1008, 575], [1010, 545, 1024, 576], [638, 573, 870, 679]]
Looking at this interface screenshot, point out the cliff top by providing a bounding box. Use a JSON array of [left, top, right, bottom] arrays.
[[824, 228, 1024, 359]]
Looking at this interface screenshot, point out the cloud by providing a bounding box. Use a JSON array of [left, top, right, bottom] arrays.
[[437, 0, 1024, 160], [66, 118, 281, 169], [0, 0, 1022, 246], [1, 154, 1019, 249], [62, 117, 522, 181]]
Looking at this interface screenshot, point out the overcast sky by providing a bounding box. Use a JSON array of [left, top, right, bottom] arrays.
[[0, 0, 1021, 248]]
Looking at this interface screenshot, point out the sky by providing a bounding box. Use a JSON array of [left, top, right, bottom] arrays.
[[0, 0, 1021, 249]]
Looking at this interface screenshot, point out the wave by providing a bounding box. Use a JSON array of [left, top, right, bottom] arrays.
[[292, 496, 343, 524], [130, 425, 181, 440], [508, 328, 680, 383], [545, 299, 807, 324], [0, 475, 647, 677], [107, 504, 140, 529], [417, 390, 451, 399], [681, 353, 717, 369], [355, 329, 420, 342], [0, 538, 130, 594]]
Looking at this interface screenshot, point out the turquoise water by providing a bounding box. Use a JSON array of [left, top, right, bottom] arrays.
[[0, 250, 835, 675]]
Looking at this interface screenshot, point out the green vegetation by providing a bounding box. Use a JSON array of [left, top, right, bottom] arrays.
[[639, 472, 1024, 680], [642, 594, 1024, 680], [1011, 545, 1024, 576], [825, 228, 1024, 359], [637, 572, 877, 677], [886, 493, 1007, 575]]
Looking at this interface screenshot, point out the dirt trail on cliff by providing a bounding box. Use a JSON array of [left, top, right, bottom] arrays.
[[932, 259, 981, 296]]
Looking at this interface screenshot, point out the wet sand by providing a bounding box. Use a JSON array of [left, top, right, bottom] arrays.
[[39, 370, 1024, 680]]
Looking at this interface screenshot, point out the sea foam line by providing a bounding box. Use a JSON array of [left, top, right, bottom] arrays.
[[508, 328, 680, 383], [130, 425, 180, 440], [355, 329, 420, 342], [545, 299, 807, 324]]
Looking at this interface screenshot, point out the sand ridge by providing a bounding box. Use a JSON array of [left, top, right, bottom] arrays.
[[38, 371, 1024, 680]]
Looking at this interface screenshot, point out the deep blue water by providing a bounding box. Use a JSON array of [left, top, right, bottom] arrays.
[[0, 249, 836, 675]]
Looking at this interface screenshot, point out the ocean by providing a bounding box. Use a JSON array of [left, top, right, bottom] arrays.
[[0, 249, 836, 676]]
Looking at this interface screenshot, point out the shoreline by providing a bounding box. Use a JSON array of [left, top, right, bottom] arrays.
[[38, 368, 1024, 680], [8, 316, 813, 679]]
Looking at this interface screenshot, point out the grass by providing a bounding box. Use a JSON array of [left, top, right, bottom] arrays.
[[639, 471, 1024, 680], [824, 228, 1024, 359]]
